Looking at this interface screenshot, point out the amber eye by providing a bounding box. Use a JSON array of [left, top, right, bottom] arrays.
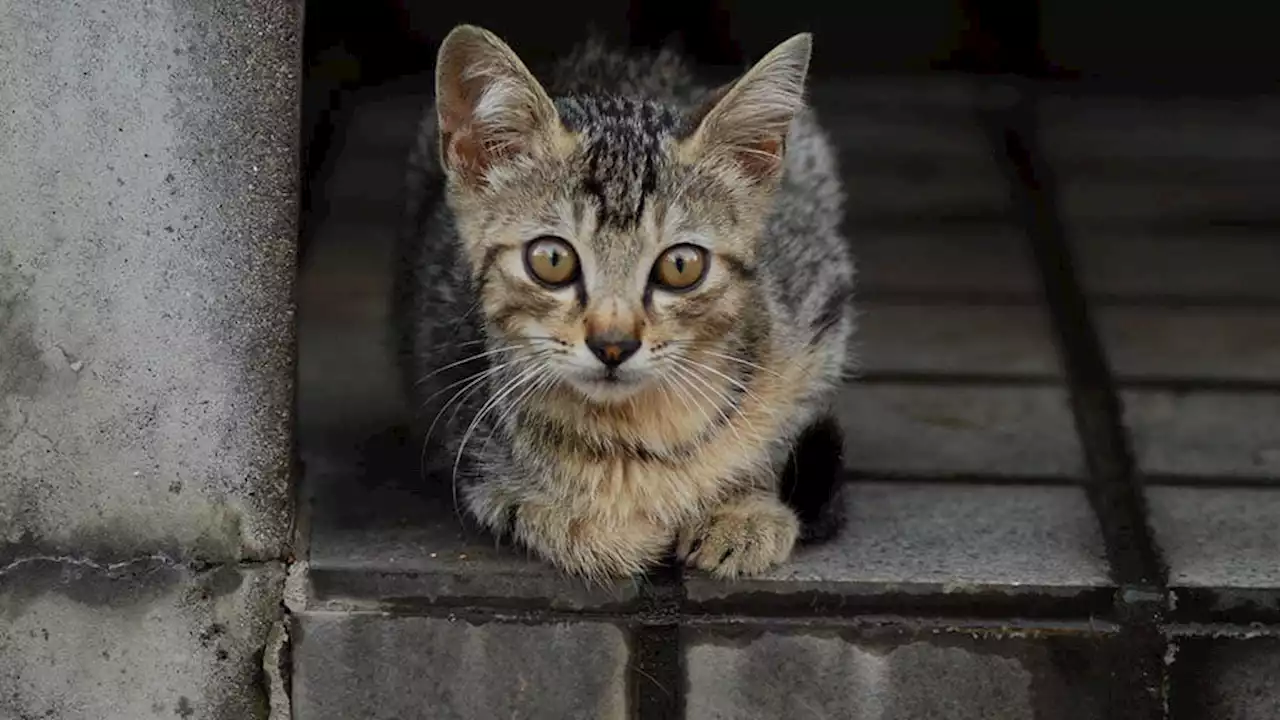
[[652, 244, 708, 291], [524, 236, 579, 288]]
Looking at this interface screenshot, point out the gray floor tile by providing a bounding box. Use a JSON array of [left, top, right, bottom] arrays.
[[292, 613, 630, 720], [1040, 95, 1280, 162], [1099, 307, 1280, 381], [684, 625, 1114, 720], [858, 303, 1060, 377], [836, 384, 1083, 476], [1122, 390, 1280, 478], [1148, 487, 1280, 588], [853, 228, 1039, 298], [842, 165, 1007, 223], [687, 483, 1110, 601], [1073, 231, 1280, 300], [1058, 177, 1278, 224]]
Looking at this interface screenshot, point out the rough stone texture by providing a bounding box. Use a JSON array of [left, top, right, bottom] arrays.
[[0, 0, 301, 562], [684, 627, 1113, 720], [291, 613, 631, 720], [302, 436, 639, 610], [1169, 636, 1280, 720], [1098, 308, 1280, 382], [0, 560, 284, 720], [687, 483, 1111, 601], [1148, 487, 1280, 588], [1122, 390, 1280, 478], [1073, 231, 1280, 301], [836, 385, 1083, 476], [858, 303, 1060, 377]]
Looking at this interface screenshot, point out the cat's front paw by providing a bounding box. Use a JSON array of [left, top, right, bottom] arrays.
[[676, 493, 800, 579]]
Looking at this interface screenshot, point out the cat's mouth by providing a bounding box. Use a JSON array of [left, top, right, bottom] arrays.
[[567, 366, 647, 403]]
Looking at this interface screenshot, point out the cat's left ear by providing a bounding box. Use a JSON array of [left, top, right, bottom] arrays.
[[679, 33, 812, 184], [435, 25, 564, 188]]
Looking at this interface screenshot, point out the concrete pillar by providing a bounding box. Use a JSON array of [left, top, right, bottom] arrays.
[[0, 1, 300, 717]]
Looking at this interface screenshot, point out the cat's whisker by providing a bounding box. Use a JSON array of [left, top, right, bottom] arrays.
[[479, 369, 560, 455], [436, 350, 558, 436], [656, 365, 713, 436], [413, 344, 532, 387], [677, 354, 778, 419], [420, 356, 521, 419], [675, 355, 770, 442], [451, 361, 550, 512], [654, 366, 699, 423], [667, 357, 743, 444], [671, 344, 783, 379]]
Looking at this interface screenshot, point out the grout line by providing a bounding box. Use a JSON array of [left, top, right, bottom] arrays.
[[631, 563, 685, 720], [853, 371, 1063, 387], [843, 470, 1084, 487], [979, 81, 1172, 719], [980, 83, 1167, 592], [853, 371, 1280, 394]]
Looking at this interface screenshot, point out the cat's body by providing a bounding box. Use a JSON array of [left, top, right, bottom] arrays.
[[395, 27, 854, 580]]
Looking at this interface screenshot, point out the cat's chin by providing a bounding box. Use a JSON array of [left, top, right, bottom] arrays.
[[565, 372, 649, 405]]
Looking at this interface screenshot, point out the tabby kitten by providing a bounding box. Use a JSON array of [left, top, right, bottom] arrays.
[[396, 25, 854, 580]]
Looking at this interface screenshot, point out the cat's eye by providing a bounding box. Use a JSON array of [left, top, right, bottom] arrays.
[[651, 244, 708, 291], [524, 236, 579, 288]]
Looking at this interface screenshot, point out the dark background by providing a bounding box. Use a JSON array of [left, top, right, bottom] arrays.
[[296, 0, 1280, 253]]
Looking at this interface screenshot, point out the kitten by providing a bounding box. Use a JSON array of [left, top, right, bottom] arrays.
[[395, 25, 854, 580]]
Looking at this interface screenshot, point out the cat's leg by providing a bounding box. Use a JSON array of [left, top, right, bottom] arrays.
[[675, 490, 800, 579], [675, 414, 846, 578], [512, 501, 672, 580], [465, 479, 671, 580]]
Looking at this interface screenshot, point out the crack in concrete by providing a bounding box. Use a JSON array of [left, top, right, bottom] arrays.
[[0, 553, 284, 577], [0, 552, 180, 577]]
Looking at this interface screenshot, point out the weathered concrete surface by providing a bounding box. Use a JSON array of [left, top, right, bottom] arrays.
[[684, 627, 1117, 720], [0, 0, 300, 562], [0, 560, 286, 720], [291, 613, 631, 720]]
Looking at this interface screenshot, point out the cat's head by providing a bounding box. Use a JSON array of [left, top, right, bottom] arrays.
[[433, 25, 811, 404]]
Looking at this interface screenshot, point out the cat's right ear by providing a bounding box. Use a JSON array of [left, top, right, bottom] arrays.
[[434, 25, 563, 188]]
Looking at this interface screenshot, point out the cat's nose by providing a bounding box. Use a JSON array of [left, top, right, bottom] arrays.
[[586, 333, 641, 368]]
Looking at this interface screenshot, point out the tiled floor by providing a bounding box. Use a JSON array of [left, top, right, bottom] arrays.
[[293, 73, 1280, 719]]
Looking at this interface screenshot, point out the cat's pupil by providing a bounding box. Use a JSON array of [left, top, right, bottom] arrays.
[[674, 257, 685, 273], [549, 252, 560, 266]]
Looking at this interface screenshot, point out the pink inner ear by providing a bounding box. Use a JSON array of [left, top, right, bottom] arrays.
[[734, 135, 785, 181], [444, 127, 490, 177]]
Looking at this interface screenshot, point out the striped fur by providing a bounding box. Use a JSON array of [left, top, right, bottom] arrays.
[[395, 26, 855, 580]]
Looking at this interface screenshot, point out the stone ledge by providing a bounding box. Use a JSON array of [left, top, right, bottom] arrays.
[[305, 428, 1107, 613], [685, 483, 1112, 614]]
